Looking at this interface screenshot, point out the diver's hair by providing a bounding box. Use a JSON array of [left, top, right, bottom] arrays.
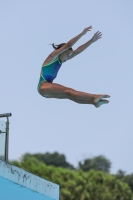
[[52, 43, 73, 51]]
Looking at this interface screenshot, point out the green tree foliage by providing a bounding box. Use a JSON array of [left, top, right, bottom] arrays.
[[79, 155, 111, 172], [122, 174, 133, 192], [116, 170, 133, 192], [11, 154, 133, 200], [116, 170, 126, 179], [22, 152, 74, 169]]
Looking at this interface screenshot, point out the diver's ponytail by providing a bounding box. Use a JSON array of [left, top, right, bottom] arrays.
[[49, 43, 73, 51], [52, 43, 66, 50]]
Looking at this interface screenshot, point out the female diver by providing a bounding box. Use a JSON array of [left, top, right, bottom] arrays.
[[37, 26, 110, 108]]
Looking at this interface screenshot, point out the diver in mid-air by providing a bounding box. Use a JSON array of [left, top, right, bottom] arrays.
[[37, 26, 110, 108]]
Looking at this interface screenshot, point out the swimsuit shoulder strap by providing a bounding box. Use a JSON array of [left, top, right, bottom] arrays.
[[42, 58, 61, 67]]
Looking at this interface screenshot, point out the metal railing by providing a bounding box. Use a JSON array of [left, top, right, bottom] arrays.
[[0, 113, 12, 162]]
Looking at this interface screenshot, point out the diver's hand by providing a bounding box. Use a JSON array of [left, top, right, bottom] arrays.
[[82, 26, 92, 35], [92, 31, 102, 42]]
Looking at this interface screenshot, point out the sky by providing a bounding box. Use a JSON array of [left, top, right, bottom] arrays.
[[0, 0, 133, 174]]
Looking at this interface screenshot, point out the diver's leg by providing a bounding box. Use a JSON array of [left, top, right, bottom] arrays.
[[69, 98, 109, 107], [39, 82, 110, 106]]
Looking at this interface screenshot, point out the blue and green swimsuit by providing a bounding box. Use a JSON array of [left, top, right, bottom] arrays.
[[37, 58, 62, 94]]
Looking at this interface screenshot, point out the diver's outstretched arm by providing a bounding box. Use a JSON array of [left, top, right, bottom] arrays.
[[70, 31, 102, 59], [48, 26, 92, 60], [67, 26, 92, 47]]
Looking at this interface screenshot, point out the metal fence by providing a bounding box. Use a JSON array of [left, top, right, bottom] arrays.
[[0, 113, 12, 162]]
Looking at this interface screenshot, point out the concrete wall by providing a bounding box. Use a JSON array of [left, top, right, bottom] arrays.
[[0, 160, 59, 200]]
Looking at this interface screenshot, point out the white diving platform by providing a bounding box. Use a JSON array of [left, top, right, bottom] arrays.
[[0, 160, 59, 200]]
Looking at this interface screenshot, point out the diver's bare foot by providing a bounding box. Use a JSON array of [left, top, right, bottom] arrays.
[[94, 100, 109, 108], [93, 94, 110, 103]]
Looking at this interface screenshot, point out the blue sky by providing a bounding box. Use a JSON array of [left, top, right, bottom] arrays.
[[0, 0, 133, 174]]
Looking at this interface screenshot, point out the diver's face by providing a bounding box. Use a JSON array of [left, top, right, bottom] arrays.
[[59, 50, 73, 63]]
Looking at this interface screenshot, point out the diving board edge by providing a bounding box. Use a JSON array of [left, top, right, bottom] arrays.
[[0, 160, 59, 200]]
